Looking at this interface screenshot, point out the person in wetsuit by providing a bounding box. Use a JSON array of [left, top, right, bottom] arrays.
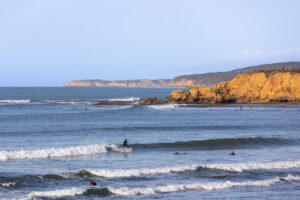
[[123, 138, 128, 148], [90, 179, 97, 186], [230, 151, 235, 155]]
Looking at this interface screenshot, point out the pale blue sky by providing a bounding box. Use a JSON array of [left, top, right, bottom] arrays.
[[1, 0, 300, 86]]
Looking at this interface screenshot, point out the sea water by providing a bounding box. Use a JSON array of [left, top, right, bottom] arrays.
[[0, 87, 299, 200]]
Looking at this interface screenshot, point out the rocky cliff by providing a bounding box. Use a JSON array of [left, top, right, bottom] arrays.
[[168, 71, 300, 104]]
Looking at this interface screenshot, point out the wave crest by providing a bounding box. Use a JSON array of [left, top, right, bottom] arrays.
[[132, 137, 297, 150], [0, 99, 31, 103], [86, 160, 300, 178], [108, 97, 140, 102], [109, 174, 300, 195], [0, 143, 132, 161], [146, 104, 177, 110]]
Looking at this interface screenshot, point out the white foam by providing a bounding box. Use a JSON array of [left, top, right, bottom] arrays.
[[108, 97, 140, 102], [86, 160, 300, 178], [0, 182, 16, 187], [40, 100, 92, 104], [0, 99, 31, 103], [92, 105, 134, 110], [204, 160, 300, 172], [109, 174, 300, 196], [87, 164, 199, 178], [0, 143, 132, 161], [147, 104, 178, 110], [24, 187, 85, 200]]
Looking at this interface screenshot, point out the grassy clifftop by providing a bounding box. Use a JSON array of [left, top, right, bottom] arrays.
[[171, 62, 300, 87]]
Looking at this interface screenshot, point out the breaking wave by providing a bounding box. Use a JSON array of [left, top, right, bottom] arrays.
[[23, 187, 86, 199], [21, 175, 300, 199], [91, 105, 134, 110], [0, 143, 132, 161], [108, 97, 140, 102], [0, 99, 31, 104], [0, 182, 16, 188], [86, 165, 199, 178], [108, 174, 300, 196], [146, 104, 178, 110], [85, 160, 300, 178], [39, 99, 94, 104]]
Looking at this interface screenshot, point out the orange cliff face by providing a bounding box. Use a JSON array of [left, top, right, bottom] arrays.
[[170, 72, 300, 104]]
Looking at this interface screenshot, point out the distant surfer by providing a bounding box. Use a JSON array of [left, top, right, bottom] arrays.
[[230, 151, 235, 155], [123, 138, 129, 148], [90, 179, 97, 186], [240, 106, 242, 111], [174, 152, 187, 155]]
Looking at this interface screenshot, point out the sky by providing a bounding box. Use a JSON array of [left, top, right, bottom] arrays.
[[1, 0, 300, 86]]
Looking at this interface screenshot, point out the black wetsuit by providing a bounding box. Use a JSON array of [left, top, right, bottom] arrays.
[[90, 180, 97, 186], [123, 139, 128, 148]]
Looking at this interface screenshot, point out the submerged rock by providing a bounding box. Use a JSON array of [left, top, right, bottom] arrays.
[[139, 97, 167, 105]]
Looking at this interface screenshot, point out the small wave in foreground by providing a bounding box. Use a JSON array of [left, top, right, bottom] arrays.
[[22, 175, 300, 199]]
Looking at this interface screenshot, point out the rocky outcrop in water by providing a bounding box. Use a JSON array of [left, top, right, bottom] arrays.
[[168, 71, 300, 104], [140, 71, 300, 104]]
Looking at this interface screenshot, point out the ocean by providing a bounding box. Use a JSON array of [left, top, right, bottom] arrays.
[[0, 87, 300, 200]]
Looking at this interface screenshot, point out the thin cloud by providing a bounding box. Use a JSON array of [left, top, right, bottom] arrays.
[[232, 48, 300, 63]]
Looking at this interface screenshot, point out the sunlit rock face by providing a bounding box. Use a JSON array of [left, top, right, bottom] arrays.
[[170, 72, 300, 104]]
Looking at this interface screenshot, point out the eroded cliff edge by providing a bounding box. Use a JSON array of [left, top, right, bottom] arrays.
[[140, 71, 300, 104]]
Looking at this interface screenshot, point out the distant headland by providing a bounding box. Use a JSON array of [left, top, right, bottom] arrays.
[[64, 62, 300, 88]]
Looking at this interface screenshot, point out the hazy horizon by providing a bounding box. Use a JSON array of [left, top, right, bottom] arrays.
[[1, 0, 300, 86]]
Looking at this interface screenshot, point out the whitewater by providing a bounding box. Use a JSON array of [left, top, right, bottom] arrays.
[[0, 143, 132, 161]]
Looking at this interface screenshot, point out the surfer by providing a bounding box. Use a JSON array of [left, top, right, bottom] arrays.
[[230, 151, 235, 155], [123, 138, 129, 148], [174, 152, 187, 155], [90, 179, 97, 186]]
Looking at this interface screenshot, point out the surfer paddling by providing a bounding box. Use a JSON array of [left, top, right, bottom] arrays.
[[90, 179, 97, 186], [174, 152, 187, 155], [123, 138, 129, 148], [230, 151, 235, 155]]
